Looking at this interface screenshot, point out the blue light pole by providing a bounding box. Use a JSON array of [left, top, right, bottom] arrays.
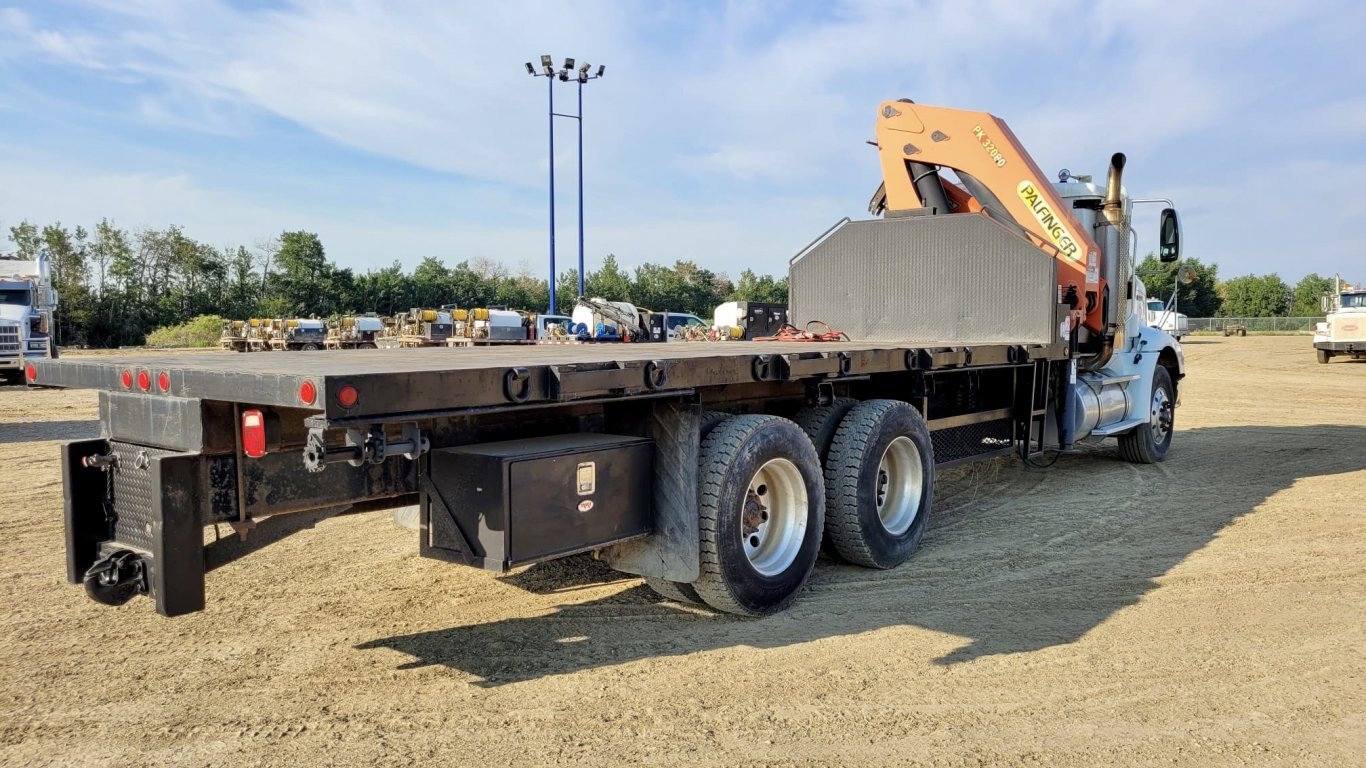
[[526, 56, 605, 313]]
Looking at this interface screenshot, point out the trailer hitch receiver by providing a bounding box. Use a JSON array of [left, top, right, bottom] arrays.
[[82, 550, 148, 606]]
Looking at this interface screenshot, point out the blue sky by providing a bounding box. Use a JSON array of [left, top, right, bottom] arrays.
[[1, 0, 1363, 284]]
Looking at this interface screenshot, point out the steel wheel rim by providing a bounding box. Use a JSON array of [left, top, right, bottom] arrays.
[[1150, 387, 1173, 444], [740, 458, 807, 577], [875, 436, 923, 535]]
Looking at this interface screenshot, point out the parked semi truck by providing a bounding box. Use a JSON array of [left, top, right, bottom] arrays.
[[1146, 299, 1189, 341], [0, 251, 57, 378], [1315, 277, 1365, 363], [36, 99, 1184, 618]]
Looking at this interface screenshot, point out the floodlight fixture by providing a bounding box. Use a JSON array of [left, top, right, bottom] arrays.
[[564, 57, 574, 69], [525, 62, 534, 74], [579, 62, 590, 74], [596, 64, 605, 77]]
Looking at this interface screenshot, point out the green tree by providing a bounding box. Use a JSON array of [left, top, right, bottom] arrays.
[[7, 220, 41, 258], [1136, 254, 1221, 317], [267, 230, 329, 315], [728, 269, 790, 304], [1220, 274, 1290, 317], [410, 257, 451, 308], [1291, 273, 1334, 316], [585, 254, 632, 302]]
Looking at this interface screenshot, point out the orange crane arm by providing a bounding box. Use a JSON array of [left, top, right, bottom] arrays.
[[872, 100, 1104, 334]]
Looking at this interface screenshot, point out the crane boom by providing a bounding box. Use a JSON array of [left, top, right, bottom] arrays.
[[871, 100, 1104, 334]]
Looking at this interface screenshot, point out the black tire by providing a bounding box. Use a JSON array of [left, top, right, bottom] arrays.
[[1317, 348, 1331, 364], [823, 400, 934, 569], [692, 415, 824, 616], [644, 410, 735, 602], [700, 410, 730, 439], [300, 343, 320, 351], [645, 578, 703, 604], [360, 342, 378, 350], [1119, 366, 1175, 463], [793, 397, 860, 461]]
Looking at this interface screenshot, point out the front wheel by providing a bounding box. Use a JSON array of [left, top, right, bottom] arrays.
[[692, 415, 824, 616], [300, 343, 320, 351], [1119, 366, 1175, 463], [1317, 348, 1331, 364]]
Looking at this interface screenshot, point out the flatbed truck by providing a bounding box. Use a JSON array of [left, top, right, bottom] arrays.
[[31, 99, 1186, 618]]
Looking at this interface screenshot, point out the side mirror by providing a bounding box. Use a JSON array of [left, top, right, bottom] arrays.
[[1321, 295, 1332, 313], [1158, 208, 1181, 263]]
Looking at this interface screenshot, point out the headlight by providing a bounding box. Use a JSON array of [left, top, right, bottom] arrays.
[[27, 340, 47, 351]]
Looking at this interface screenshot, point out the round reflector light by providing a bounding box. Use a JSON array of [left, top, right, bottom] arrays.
[[24, 364, 37, 382], [136, 370, 151, 391], [157, 371, 171, 392], [298, 380, 317, 405], [121, 369, 133, 389], [337, 384, 359, 409]]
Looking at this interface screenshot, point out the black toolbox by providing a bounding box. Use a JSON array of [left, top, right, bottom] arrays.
[[421, 433, 653, 572]]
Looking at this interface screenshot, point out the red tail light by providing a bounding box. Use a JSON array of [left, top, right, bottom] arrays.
[[298, 380, 317, 405], [157, 371, 171, 393], [121, 369, 133, 389], [336, 384, 359, 409], [24, 364, 36, 382], [136, 370, 151, 391], [242, 409, 267, 458]]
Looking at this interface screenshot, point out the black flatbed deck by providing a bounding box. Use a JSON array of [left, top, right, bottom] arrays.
[[32, 339, 1057, 421]]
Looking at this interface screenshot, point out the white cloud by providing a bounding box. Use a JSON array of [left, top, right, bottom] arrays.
[[1, 0, 1363, 281]]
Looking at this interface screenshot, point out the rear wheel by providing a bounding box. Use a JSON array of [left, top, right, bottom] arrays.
[[645, 578, 703, 605], [793, 397, 860, 461], [647, 410, 742, 603], [823, 400, 934, 569], [300, 343, 320, 351], [700, 410, 730, 439], [692, 415, 824, 616], [1119, 366, 1175, 463], [1317, 348, 1331, 364]]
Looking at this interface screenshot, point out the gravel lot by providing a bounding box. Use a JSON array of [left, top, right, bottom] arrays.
[[1, 335, 1363, 766]]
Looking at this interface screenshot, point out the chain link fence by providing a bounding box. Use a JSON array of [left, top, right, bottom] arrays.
[[1185, 317, 1325, 334]]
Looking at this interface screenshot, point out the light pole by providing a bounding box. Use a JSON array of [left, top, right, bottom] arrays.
[[526, 55, 605, 313]]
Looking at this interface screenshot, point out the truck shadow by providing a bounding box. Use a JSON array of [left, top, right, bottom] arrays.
[[0, 419, 101, 444], [357, 424, 1366, 686]]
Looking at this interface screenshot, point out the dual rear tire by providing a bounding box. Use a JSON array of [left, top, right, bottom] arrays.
[[648, 401, 934, 616]]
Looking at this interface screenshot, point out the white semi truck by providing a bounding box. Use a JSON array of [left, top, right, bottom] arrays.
[[1315, 277, 1365, 363], [0, 251, 58, 380], [1146, 298, 1189, 341]]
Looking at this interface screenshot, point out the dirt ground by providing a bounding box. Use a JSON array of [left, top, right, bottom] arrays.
[[1, 336, 1363, 767]]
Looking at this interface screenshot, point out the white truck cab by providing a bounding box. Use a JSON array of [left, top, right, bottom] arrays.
[[0, 251, 58, 377], [1146, 298, 1189, 340], [1315, 281, 1366, 363]]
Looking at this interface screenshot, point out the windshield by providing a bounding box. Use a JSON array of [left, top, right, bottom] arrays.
[[1147, 300, 1164, 312], [0, 289, 30, 306], [1341, 293, 1366, 309]]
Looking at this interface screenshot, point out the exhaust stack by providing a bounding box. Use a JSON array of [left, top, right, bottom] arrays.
[[1102, 152, 1126, 224]]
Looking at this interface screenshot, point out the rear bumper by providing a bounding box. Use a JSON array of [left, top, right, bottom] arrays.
[[1316, 341, 1364, 353]]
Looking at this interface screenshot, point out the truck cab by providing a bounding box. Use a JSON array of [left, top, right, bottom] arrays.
[[1315, 282, 1366, 363], [0, 252, 58, 377], [1146, 298, 1189, 340]]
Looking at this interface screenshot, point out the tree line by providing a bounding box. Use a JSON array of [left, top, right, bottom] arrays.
[[5, 217, 1334, 348], [1136, 255, 1337, 318], [4, 219, 788, 347]]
